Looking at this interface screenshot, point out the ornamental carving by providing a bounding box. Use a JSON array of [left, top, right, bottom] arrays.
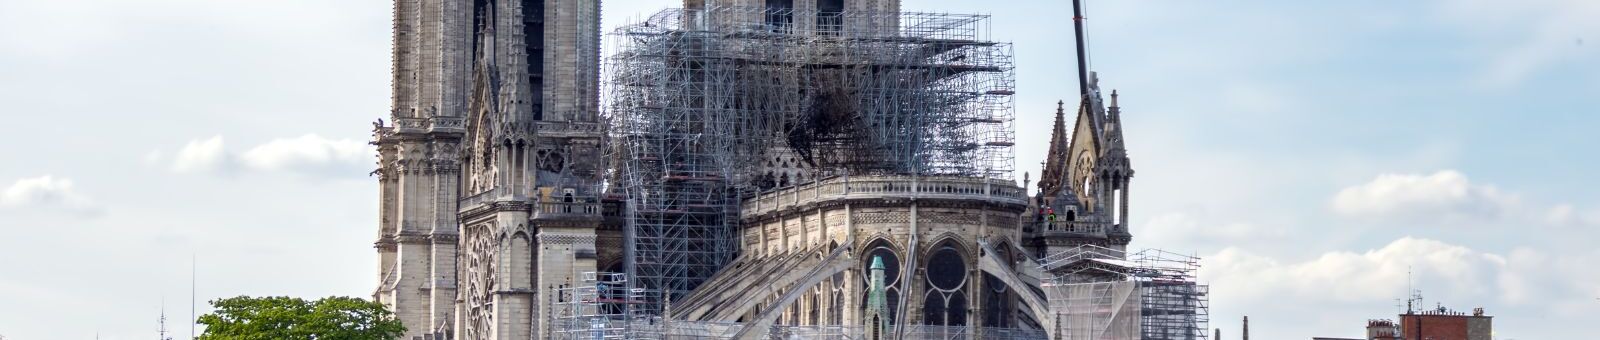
[[851, 211, 908, 225], [462, 222, 499, 340], [917, 210, 981, 226], [988, 213, 1018, 229], [537, 233, 596, 246]]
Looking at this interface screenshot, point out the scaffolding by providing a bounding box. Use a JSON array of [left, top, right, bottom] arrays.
[[551, 272, 664, 340], [1041, 249, 1210, 340], [762, 325, 1047, 340], [1045, 281, 1143, 340], [605, 5, 1016, 303], [1127, 250, 1209, 340]]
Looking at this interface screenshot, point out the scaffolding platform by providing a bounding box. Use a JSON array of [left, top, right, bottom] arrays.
[[1042, 248, 1211, 340], [605, 5, 1016, 304]]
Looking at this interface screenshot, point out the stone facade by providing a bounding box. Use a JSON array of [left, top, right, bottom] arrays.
[[670, 175, 1053, 337], [374, 0, 604, 339], [374, 0, 1138, 338]]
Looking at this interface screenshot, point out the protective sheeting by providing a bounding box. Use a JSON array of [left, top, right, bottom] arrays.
[[1045, 281, 1143, 340]]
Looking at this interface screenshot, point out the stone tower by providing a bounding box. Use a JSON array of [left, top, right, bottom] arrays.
[[1033, 73, 1134, 258], [374, 0, 603, 339], [371, 0, 472, 337]]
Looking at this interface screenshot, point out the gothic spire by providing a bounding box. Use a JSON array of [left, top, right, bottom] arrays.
[[1106, 89, 1124, 147], [1039, 101, 1070, 197]]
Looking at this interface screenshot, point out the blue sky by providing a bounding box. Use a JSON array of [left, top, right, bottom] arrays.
[[1, 0, 1596, 339]]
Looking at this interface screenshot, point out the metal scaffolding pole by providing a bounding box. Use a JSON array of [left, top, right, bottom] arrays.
[[604, 5, 1017, 305]]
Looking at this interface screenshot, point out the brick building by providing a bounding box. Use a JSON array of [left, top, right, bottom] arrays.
[[1397, 307, 1492, 340]]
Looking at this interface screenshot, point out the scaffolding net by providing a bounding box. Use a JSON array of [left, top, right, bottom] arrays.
[[605, 5, 1016, 303], [1042, 249, 1210, 340], [1045, 281, 1143, 340]]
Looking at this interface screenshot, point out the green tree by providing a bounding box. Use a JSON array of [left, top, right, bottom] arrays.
[[196, 296, 405, 340]]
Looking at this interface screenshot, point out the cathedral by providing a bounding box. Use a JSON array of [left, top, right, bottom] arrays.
[[370, 0, 1138, 339]]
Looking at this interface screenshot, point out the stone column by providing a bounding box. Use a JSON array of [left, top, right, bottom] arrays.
[[429, 143, 461, 334], [970, 261, 983, 337], [844, 267, 859, 326], [1119, 178, 1130, 229], [394, 144, 439, 340], [375, 144, 400, 305]]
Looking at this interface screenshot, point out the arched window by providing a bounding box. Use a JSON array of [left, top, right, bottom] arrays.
[[510, 233, 532, 289], [860, 240, 902, 324], [983, 242, 1014, 327], [830, 271, 845, 325], [983, 273, 1012, 327], [922, 242, 968, 327]]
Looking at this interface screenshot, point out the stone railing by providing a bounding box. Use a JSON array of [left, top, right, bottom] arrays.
[[533, 200, 603, 220], [1040, 220, 1107, 237], [394, 117, 428, 133], [458, 187, 603, 221], [429, 116, 464, 132], [457, 187, 528, 213], [741, 175, 1026, 218], [533, 121, 602, 138], [391, 116, 466, 134]]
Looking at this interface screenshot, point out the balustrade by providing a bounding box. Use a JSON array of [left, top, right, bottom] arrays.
[[741, 175, 1026, 218]]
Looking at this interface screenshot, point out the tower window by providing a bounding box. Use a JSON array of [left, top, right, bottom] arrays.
[[1112, 188, 1122, 224], [766, 0, 794, 32], [522, 0, 546, 120], [817, 0, 843, 35]]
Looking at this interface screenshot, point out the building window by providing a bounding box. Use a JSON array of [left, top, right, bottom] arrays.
[[765, 0, 794, 33], [860, 241, 902, 323], [817, 0, 843, 35], [922, 242, 968, 327], [984, 244, 1014, 327]]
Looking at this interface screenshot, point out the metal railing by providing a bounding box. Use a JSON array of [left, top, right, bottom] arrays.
[[1038, 244, 1127, 272]]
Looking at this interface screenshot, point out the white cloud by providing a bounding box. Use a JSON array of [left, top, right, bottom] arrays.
[[143, 149, 165, 166], [0, 175, 103, 217], [1545, 204, 1600, 227], [171, 135, 229, 173], [165, 134, 373, 177], [238, 134, 371, 173], [1330, 170, 1518, 222], [1206, 238, 1496, 305], [1205, 237, 1600, 316]]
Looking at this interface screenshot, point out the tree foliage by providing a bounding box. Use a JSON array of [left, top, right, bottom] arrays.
[[196, 296, 405, 340]]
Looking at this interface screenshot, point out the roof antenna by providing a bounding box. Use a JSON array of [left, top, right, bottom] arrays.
[[159, 297, 172, 340], [191, 253, 197, 339], [1072, 0, 1091, 98]]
